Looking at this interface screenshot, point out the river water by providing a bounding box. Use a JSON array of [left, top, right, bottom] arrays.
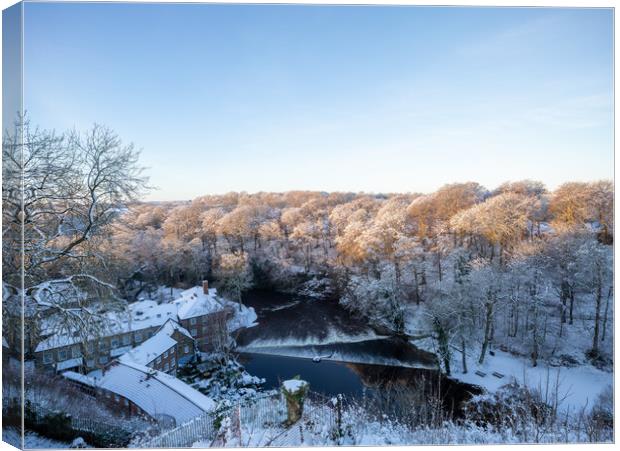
[[235, 290, 480, 416]]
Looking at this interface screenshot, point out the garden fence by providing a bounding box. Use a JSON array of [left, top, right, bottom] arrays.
[[145, 391, 341, 448]]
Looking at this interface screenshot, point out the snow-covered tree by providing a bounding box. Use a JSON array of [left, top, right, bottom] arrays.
[[2, 118, 149, 343], [215, 252, 253, 311]]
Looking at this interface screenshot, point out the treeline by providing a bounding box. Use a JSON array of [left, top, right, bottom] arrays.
[[101, 180, 613, 372]]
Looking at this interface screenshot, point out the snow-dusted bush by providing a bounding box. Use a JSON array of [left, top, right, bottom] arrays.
[[464, 382, 553, 438]]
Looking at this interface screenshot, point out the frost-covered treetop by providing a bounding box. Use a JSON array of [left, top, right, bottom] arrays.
[[282, 379, 309, 393]]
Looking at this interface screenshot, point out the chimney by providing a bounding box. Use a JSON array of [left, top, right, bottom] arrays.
[[202, 280, 209, 295]]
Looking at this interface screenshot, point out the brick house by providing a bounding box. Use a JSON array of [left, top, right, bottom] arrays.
[[34, 301, 179, 372], [33, 281, 240, 373], [118, 319, 195, 375], [173, 281, 236, 352]]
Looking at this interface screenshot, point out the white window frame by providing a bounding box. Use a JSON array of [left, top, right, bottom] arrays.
[[190, 317, 197, 325], [184, 345, 190, 354]]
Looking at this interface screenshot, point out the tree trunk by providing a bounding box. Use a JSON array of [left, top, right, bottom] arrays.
[[592, 272, 603, 353], [461, 337, 468, 374], [601, 285, 612, 342], [434, 318, 451, 375], [478, 301, 493, 364], [560, 279, 570, 324], [568, 287, 575, 325], [413, 267, 421, 306]]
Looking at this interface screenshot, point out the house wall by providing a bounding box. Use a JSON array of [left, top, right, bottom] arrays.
[[33, 303, 230, 372], [179, 308, 234, 352], [34, 326, 160, 372], [143, 333, 195, 375]]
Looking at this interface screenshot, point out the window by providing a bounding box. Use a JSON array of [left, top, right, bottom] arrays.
[[171, 356, 176, 365], [72, 346, 81, 358], [86, 359, 95, 368], [184, 345, 190, 354], [156, 357, 162, 364], [123, 398, 129, 406], [190, 317, 197, 325], [164, 363, 169, 372], [191, 329, 197, 336], [110, 338, 119, 349], [58, 349, 67, 361], [98, 341, 107, 351], [163, 350, 168, 358], [122, 334, 131, 345], [87, 342, 95, 353], [43, 352, 53, 364], [99, 356, 108, 365], [135, 331, 143, 342], [114, 394, 120, 402]]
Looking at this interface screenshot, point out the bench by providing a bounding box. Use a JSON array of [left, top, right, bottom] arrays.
[[475, 370, 486, 377]]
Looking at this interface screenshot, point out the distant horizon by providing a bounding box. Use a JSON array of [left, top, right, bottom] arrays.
[[19, 3, 613, 201], [140, 177, 613, 203]]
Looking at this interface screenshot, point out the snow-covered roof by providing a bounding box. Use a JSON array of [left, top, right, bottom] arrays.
[[119, 333, 176, 366], [64, 362, 215, 424], [110, 345, 133, 357], [35, 286, 242, 353], [63, 370, 97, 387], [157, 319, 193, 340], [56, 357, 83, 371], [35, 301, 178, 352], [119, 319, 193, 366], [172, 287, 226, 320]]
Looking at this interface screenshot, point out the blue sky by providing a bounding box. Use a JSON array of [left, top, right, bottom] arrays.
[[21, 3, 613, 201]]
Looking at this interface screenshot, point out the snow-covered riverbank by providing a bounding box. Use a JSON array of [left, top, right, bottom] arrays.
[[405, 304, 613, 414]]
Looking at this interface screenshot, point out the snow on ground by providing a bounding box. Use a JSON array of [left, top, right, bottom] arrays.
[[404, 303, 612, 413], [447, 348, 612, 414], [179, 357, 268, 407], [187, 396, 592, 447], [2, 428, 86, 449]]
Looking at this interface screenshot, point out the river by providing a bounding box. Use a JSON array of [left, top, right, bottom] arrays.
[[234, 290, 480, 417]]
